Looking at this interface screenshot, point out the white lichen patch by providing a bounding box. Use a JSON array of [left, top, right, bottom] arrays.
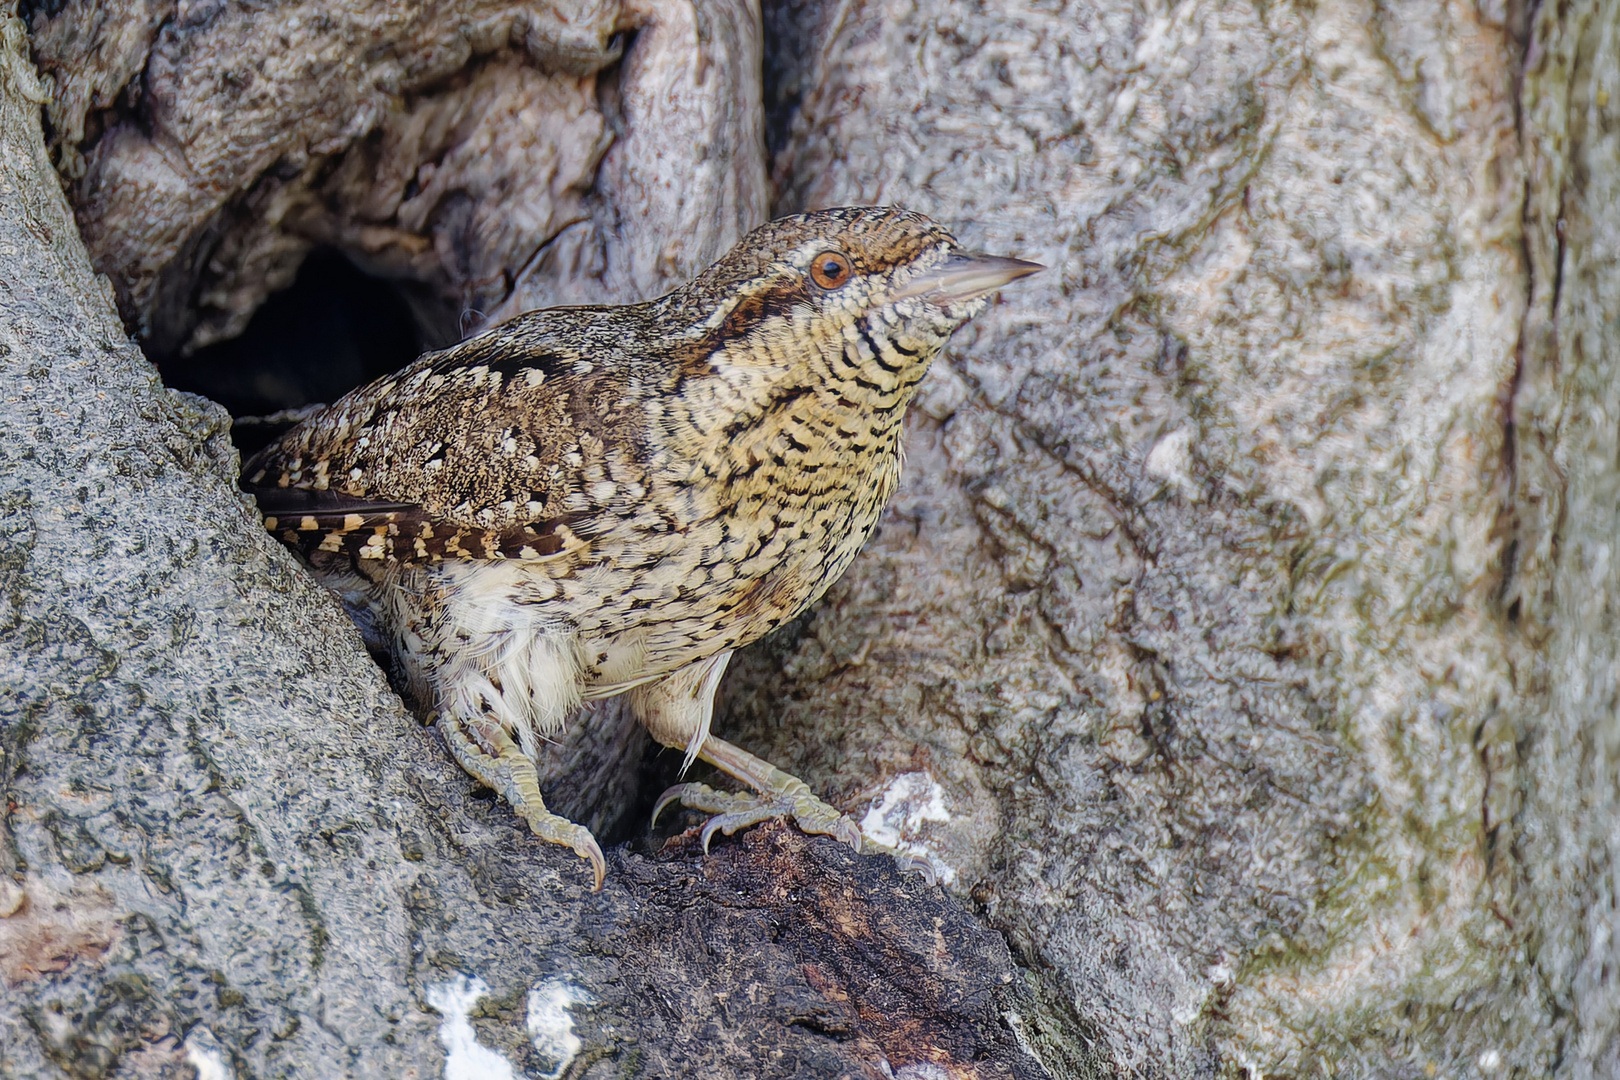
[[877, 1060, 951, 1080], [1143, 426, 1199, 501], [183, 1027, 237, 1080], [527, 977, 596, 1079], [427, 974, 519, 1080], [859, 771, 956, 885]]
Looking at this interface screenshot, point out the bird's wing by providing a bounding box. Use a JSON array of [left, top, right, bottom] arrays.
[[241, 309, 652, 566], [245, 485, 592, 564]]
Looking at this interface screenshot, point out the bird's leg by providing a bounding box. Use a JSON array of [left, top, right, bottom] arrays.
[[660, 751, 941, 882], [633, 652, 862, 854], [436, 710, 605, 890], [654, 736, 863, 854]]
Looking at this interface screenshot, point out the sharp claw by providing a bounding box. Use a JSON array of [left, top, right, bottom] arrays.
[[835, 818, 862, 853], [651, 785, 687, 827], [700, 817, 724, 855], [653, 782, 865, 860], [577, 833, 606, 892], [891, 851, 939, 887]]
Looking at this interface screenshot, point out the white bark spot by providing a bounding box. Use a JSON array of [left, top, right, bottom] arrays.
[[1144, 426, 1199, 501], [427, 974, 519, 1080], [183, 1028, 236, 1080], [859, 772, 956, 885], [883, 1063, 950, 1080], [527, 978, 595, 1079]]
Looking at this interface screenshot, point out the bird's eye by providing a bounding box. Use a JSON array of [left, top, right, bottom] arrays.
[[809, 250, 852, 289]]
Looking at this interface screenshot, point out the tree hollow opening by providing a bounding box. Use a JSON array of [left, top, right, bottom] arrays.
[[154, 249, 426, 457]]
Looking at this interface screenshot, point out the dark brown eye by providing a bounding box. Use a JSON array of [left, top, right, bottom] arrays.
[[809, 250, 852, 289]]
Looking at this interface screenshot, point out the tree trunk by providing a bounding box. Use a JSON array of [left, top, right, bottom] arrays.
[[1, 0, 1616, 1077]]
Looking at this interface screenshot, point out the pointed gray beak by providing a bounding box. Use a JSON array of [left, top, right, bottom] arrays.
[[889, 252, 1044, 305]]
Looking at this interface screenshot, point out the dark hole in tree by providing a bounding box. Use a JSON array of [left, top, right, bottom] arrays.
[[154, 249, 425, 457]]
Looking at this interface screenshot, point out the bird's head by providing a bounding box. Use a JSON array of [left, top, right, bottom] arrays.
[[671, 207, 1041, 404]]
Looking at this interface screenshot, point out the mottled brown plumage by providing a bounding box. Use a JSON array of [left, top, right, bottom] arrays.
[[243, 206, 1038, 888]]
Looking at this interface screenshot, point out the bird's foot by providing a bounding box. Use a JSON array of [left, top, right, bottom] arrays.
[[437, 711, 606, 890], [516, 809, 607, 892], [652, 777, 862, 855]]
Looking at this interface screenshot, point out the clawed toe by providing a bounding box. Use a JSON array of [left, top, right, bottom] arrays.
[[651, 781, 749, 825], [652, 781, 863, 855], [437, 712, 606, 890], [887, 850, 941, 887], [559, 825, 607, 892], [513, 804, 607, 891]]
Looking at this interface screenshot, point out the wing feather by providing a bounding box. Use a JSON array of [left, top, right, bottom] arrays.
[[241, 306, 656, 567]]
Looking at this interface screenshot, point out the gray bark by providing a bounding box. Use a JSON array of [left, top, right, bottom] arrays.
[[2, 0, 1619, 1077], [748, 0, 1537, 1074]]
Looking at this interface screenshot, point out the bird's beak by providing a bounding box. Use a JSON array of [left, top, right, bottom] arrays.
[[889, 252, 1044, 305]]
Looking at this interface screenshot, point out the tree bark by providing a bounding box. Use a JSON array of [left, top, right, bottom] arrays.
[[748, 1, 1533, 1075], [3, 0, 1618, 1077]]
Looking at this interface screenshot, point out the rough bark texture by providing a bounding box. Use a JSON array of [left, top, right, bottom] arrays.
[[745, 1, 1528, 1074], [4, 0, 1620, 1077], [1515, 5, 1620, 1076], [28, 0, 765, 352]]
